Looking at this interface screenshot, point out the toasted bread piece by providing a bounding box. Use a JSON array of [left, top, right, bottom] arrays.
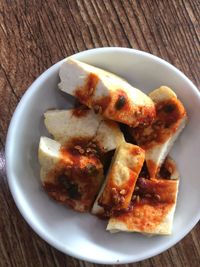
[[107, 177, 179, 235], [38, 136, 104, 212], [129, 86, 187, 177], [44, 107, 124, 152], [58, 58, 156, 127], [91, 142, 145, 216]]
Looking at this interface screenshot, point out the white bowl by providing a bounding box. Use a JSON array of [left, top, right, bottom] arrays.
[[6, 48, 200, 264]]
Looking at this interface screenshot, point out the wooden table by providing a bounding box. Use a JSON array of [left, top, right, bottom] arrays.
[[0, 0, 199, 266]]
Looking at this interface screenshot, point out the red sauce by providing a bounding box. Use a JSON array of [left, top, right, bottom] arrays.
[[132, 177, 177, 205], [98, 170, 138, 213], [72, 105, 90, 117], [98, 148, 145, 216], [104, 89, 156, 127], [156, 98, 184, 126], [114, 90, 128, 110], [130, 146, 144, 156], [62, 137, 104, 160], [76, 80, 156, 127], [136, 105, 156, 126], [75, 73, 99, 105], [115, 202, 172, 231], [97, 144, 145, 217], [43, 137, 104, 212], [92, 95, 111, 114], [112, 177, 178, 231], [131, 98, 186, 149], [158, 157, 175, 179], [105, 90, 131, 119]]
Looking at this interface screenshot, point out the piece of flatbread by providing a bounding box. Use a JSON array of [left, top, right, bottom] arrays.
[[129, 86, 187, 178], [44, 106, 124, 152], [38, 136, 104, 212], [92, 142, 145, 217], [58, 58, 156, 127]]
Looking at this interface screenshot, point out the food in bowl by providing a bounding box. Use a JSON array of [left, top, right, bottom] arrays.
[[107, 157, 179, 235], [59, 58, 156, 127], [39, 136, 104, 212], [128, 86, 187, 177], [44, 107, 124, 151], [92, 143, 145, 216], [38, 58, 187, 235]]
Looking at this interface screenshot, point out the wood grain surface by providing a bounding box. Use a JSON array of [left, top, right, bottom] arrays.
[[0, 0, 200, 266]]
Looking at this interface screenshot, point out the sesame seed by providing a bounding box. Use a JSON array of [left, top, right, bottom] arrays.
[[136, 195, 140, 203], [154, 194, 161, 200], [120, 189, 126, 195], [132, 194, 136, 200]]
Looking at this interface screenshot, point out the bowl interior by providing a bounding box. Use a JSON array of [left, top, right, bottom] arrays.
[[6, 48, 200, 264]]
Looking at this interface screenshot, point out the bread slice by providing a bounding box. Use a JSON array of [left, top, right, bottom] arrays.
[[44, 106, 124, 152], [91, 142, 145, 217], [38, 136, 104, 212], [129, 86, 187, 178], [58, 58, 156, 127]]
